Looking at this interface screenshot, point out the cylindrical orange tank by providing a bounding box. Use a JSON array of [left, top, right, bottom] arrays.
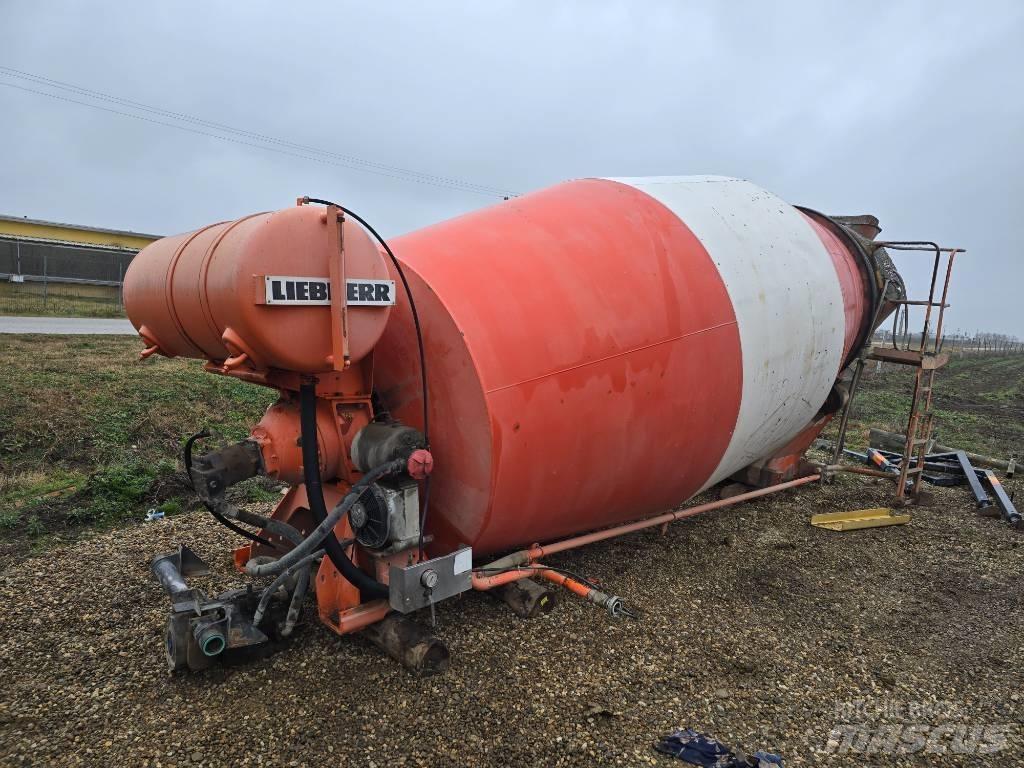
[[126, 176, 879, 558], [373, 177, 875, 555], [123, 205, 392, 372]]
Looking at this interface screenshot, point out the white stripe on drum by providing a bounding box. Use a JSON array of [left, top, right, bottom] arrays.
[[603, 175, 846, 489]]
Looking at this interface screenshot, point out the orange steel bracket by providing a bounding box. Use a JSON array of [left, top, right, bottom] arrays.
[[316, 541, 395, 636], [325, 205, 350, 371], [732, 416, 832, 488], [321, 599, 391, 635], [315, 552, 363, 632], [233, 542, 252, 572]]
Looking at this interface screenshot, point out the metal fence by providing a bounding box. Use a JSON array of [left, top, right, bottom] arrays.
[[0, 238, 134, 317], [942, 333, 1024, 356], [873, 330, 1024, 357]]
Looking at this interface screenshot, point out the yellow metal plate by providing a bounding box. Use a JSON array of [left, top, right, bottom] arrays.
[[810, 507, 911, 531]]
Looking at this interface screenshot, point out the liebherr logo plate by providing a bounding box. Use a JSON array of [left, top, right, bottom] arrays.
[[263, 276, 395, 306]]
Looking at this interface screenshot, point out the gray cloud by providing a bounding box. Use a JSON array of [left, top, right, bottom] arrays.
[[2, 0, 1021, 335]]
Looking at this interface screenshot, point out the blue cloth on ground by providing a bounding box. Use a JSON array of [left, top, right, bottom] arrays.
[[653, 729, 783, 767]]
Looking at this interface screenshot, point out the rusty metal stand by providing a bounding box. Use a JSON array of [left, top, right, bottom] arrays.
[[865, 242, 963, 505]]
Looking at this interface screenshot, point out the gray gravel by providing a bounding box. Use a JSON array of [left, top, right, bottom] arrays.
[[1, 477, 1022, 767]]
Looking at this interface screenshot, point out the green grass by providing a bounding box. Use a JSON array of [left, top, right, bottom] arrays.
[[0, 334, 1019, 557], [65, 460, 170, 525], [0, 335, 276, 541], [239, 482, 284, 504], [824, 354, 1024, 459], [0, 294, 125, 318]]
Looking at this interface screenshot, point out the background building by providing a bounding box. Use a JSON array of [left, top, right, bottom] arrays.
[[0, 214, 158, 316]]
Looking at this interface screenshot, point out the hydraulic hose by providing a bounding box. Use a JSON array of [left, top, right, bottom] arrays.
[[253, 549, 323, 626], [183, 429, 280, 551], [219, 503, 304, 546], [245, 459, 401, 578], [295, 382, 390, 598], [281, 563, 311, 637], [302, 197, 434, 559]]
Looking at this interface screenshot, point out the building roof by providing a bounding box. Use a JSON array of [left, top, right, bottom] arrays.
[[0, 213, 160, 251]]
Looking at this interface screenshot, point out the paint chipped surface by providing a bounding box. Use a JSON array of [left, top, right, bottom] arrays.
[[608, 177, 846, 489]]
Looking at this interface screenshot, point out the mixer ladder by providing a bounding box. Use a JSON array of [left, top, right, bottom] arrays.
[[866, 242, 962, 504]]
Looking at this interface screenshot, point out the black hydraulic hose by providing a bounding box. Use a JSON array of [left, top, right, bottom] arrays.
[[224, 504, 304, 546], [253, 549, 323, 626], [246, 463, 399, 577], [302, 198, 429, 445], [183, 429, 280, 551], [302, 197, 433, 558], [299, 382, 389, 599], [282, 561, 313, 637]]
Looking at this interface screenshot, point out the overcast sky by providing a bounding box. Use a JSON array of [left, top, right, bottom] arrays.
[[2, 1, 1022, 336]]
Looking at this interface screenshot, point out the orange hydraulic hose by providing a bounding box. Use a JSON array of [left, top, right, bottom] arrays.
[[536, 568, 593, 599], [489, 565, 637, 616], [471, 474, 820, 590], [471, 568, 536, 590], [470, 565, 595, 595]]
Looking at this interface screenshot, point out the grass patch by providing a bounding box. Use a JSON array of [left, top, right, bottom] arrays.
[[158, 498, 184, 516], [0, 294, 125, 318], [25, 514, 45, 537], [823, 355, 1024, 459], [0, 335, 276, 547], [65, 460, 169, 526], [0, 468, 86, 506], [238, 479, 283, 504], [0, 335, 1020, 562]]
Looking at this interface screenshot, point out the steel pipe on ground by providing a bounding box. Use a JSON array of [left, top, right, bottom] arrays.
[[472, 474, 821, 590]]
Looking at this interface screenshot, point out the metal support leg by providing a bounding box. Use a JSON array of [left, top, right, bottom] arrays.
[[955, 451, 991, 509]]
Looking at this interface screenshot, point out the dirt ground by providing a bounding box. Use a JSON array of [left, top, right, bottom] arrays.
[[1, 472, 1021, 767], [1, 341, 1021, 766]]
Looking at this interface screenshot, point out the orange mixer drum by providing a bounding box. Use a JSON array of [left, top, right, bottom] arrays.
[[125, 178, 880, 561], [123, 205, 392, 372]]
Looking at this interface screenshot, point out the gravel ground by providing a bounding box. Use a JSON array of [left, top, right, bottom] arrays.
[[1, 476, 1022, 767]]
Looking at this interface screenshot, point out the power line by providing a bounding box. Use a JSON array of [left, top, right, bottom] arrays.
[[0, 65, 514, 196], [0, 65, 518, 198]]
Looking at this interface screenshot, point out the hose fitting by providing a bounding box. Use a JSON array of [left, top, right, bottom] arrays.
[[193, 617, 227, 657]]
